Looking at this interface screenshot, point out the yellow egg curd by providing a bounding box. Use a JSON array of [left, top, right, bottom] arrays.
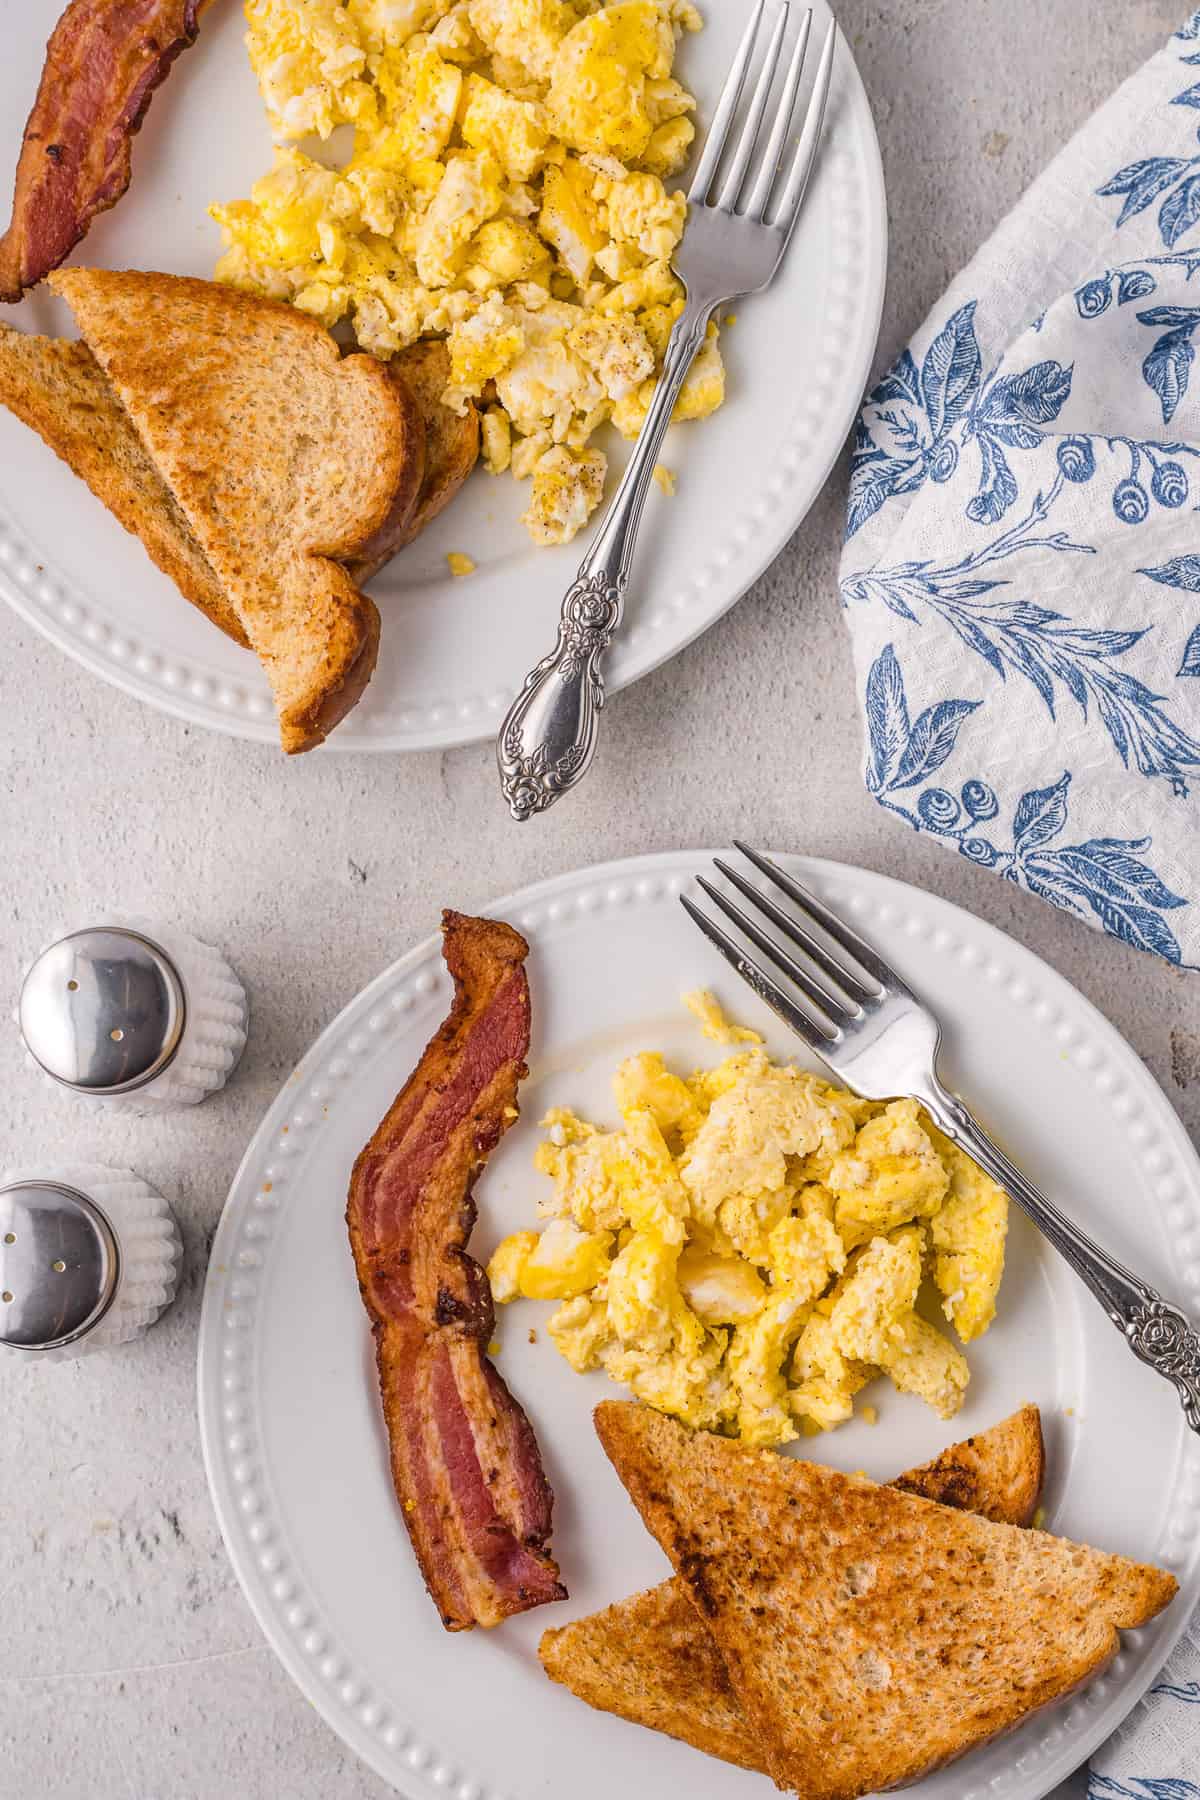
[[210, 0, 724, 545], [487, 991, 1009, 1446]]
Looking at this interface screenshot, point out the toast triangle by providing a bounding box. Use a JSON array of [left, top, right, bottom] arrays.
[[49, 269, 411, 752], [539, 1406, 1046, 1773], [595, 1401, 1176, 1799], [0, 324, 247, 645]]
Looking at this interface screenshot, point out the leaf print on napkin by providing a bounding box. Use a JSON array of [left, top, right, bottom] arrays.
[[847, 302, 983, 538], [1097, 159, 1200, 239], [1138, 553, 1200, 674], [922, 303, 984, 436], [963, 359, 1074, 522], [845, 481, 1200, 793], [864, 642, 910, 791], [1096, 25, 1200, 249], [1136, 304, 1200, 419], [864, 645, 979, 793], [1013, 775, 1070, 851]]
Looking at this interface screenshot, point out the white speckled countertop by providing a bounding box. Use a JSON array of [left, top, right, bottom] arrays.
[[2, 1, 1196, 1794]]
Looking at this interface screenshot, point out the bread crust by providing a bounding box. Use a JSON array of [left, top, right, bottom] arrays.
[[334, 358, 425, 572], [279, 572, 380, 754], [347, 340, 480, 582]]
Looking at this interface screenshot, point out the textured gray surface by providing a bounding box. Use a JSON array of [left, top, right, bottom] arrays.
[[0, 0, 1193, 1795]]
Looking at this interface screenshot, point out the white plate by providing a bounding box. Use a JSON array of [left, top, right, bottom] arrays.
[[199, 851, 1200, 1800], [0, 3, 884, 752]]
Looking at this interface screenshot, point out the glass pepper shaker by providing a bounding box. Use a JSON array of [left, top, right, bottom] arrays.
[[0, 1165, 182, 1359], [18, 918, 247, 1110]]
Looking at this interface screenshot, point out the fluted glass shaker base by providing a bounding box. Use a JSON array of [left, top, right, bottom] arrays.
[[0, 1165, 181, 1358], [19, 917, 247, 1110]]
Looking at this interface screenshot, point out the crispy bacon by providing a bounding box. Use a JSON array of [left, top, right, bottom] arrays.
[[0, 0, 215, 304], [347, 911, 566, 1631]]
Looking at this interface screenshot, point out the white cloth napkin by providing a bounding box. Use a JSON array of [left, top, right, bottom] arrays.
[[840, 12, 1200, 972], [841, 13, 1200, 1786]]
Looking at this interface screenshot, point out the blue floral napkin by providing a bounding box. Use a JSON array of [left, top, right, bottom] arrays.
[[840, 12, 1200, 970]]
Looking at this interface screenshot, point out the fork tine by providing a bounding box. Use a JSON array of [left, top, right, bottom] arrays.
[[742, 7, 811, 221], [771, 17, 836, 237], [732, 842, 898, 994], [715, 1, 790, 214], [688, 0, 768, 204], [695, 875, 849, 1027], [712, 855, 873, 1006], [681, 895, 840, 1047]]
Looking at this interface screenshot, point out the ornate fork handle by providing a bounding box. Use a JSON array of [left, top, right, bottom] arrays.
[[498, 305, 714, 822], [927, 1080, 1200, 1433]]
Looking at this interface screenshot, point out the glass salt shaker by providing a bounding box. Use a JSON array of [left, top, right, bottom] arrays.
[[18, 918, 247, 1110], [0, 1165, 182, 1358]]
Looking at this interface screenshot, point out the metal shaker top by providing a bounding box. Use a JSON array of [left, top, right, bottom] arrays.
[[19, 927, 186, 1094], [0, 1180, 120, 1351]]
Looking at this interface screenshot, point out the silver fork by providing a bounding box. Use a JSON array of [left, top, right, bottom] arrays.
[[683, 842, 1200, 1435], [498, 2, 837, 822]]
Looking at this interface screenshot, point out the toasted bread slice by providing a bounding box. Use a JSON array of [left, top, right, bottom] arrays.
[[0, 324, 247, 646], [348, 340, 479, 582], [544, 1575, 761, 1772], [893, 1402, 1044, 1522], [596, 1402, 1175, 1800], [539, 1407, 1045, 1773], [50, 269, 412, 752]]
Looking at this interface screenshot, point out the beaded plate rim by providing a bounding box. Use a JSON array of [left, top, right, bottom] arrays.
[[199, 851, 1200, 1800]]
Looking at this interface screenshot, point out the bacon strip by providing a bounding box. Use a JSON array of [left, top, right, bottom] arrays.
[[0, 0, 215, 303], [347, 912, 566, 1631]]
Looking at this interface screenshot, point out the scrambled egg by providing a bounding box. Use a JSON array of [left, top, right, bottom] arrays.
[[487, 993, 1009, 1446], [211, 0, 724, 545]]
